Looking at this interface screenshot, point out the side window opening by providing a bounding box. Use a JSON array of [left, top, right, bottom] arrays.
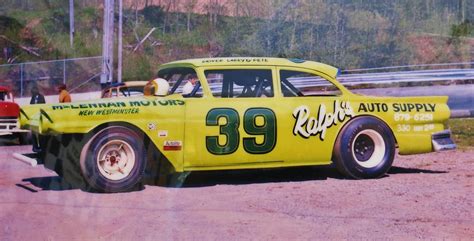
[[205, 69, 274, 98], [127, 86, 146, 97], [0, 91, 14, 101], [157, 68, 202, 98], [120, 87, 129, 97], [280, 70, 341, 97]]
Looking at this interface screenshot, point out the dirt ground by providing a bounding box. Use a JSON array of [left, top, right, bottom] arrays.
[[0, 145, 472, 240]]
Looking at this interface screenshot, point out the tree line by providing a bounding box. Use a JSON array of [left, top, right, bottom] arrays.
[[0, 0, 472, 81]]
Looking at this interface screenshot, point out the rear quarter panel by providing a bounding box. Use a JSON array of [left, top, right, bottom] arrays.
[[348, 95, 450, 154]]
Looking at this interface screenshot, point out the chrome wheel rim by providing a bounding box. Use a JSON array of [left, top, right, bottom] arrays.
[[352, 129, 385, 168], [96, 140, 136, 181]]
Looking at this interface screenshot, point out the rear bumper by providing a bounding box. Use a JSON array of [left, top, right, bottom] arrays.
[[432, 130, 456, 151]]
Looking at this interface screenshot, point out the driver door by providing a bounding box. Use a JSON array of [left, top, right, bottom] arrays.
[[183, 67, 283, 169]]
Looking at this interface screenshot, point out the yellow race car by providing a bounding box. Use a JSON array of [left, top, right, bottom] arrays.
[[20, 57, 456, 192], [101, 81, 148, 98]]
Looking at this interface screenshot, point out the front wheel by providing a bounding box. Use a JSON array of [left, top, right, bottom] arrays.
[[333, 116, 395, 179], [80, 126, 147, 192]]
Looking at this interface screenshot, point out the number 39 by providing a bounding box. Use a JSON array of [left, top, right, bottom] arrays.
[[206, 108, 277, 155]]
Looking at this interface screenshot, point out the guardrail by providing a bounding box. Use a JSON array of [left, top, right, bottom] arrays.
[[288, 68, 474, 87], [339, 68, 474, 86], [450, 110, 474, 118], [342, 62, 474, 73]]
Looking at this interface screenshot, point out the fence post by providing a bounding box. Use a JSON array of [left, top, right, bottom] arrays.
[[63, 59, 66, 84]]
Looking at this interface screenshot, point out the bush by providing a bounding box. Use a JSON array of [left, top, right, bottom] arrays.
[[0, 15, 24, 38], [141, 6, 164, 27], [42, 9, 69, 34], [451, 20, 473, 37], [123, 55, 153, 82]]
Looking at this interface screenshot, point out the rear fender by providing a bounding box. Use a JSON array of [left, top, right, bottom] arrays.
[[351, 96, 450, 154]]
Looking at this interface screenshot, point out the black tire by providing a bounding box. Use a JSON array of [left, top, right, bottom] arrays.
[[80, 126, 147, 193], [42, 134, 89, 190], [333, 116, 395, 179], [17, 132, 32, 145]]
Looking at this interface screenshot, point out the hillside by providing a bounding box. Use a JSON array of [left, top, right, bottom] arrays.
[[0, 0, 473, 82]]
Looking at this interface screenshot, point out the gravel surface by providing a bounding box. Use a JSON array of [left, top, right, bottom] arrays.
[[0, 145, 472, 240]]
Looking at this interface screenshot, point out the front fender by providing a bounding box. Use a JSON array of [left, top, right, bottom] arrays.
[[20, 97, 187, 172]]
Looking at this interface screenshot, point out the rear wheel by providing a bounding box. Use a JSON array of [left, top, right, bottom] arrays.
[[333, 116, 395, 179], [80, 126, 147, 193]]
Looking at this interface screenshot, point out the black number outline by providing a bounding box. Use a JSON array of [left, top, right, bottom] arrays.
[[242, 108, 277, 154], [205, 108, 240, 155]]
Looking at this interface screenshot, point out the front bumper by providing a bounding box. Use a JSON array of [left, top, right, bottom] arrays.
[[432, 130, 456, 151], [0, 118, 29, 136]]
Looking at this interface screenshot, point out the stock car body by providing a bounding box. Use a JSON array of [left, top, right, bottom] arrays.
[[19, 58, 456, 192], [101, 81, 148, 98]]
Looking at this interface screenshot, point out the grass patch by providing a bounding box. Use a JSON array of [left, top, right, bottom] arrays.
[[449, 118, 474, 148]]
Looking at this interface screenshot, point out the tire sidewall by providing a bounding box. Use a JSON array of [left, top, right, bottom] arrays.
[[81, 127, 146, 192], [338, 117, 395, 178]]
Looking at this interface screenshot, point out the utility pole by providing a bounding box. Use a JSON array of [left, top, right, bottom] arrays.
[[459, 0, 466, 22], [69, 0, 74, 48], [101, 0, 115, 84], [118, 0, 123, 83], [101, 0, 123, 84]]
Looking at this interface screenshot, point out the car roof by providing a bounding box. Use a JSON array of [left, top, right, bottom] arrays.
[[104, 81, 148, 90], [0, 86, 11, 92], [123, 81, 148, 87], [159, 57, 340, 79]]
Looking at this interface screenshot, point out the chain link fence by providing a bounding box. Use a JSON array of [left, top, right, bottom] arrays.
[[0, 56, 102, 99]]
